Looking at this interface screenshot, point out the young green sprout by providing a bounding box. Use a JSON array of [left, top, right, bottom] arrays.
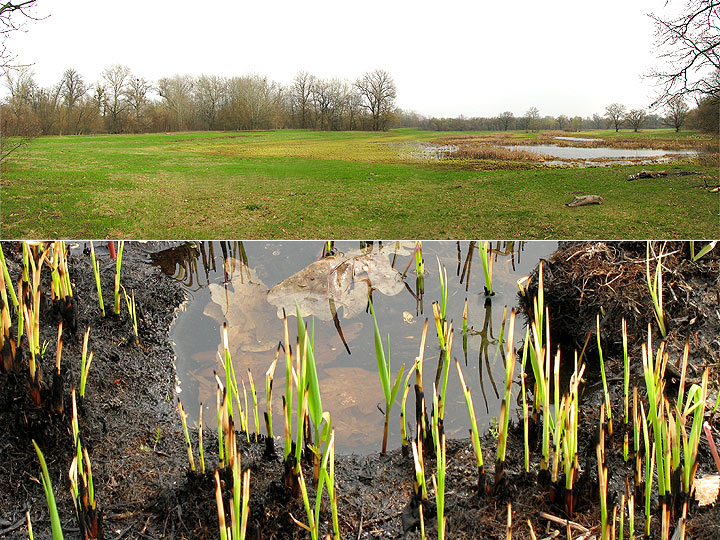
[[400, 361, 418, 456], [198, 405, 205, 474], [79, 327, 94, 399], [520, 331, 530, 474], [0, 243, 19, 312], [89, 241, 105, 317], [480, 241, 494, 296], [411, 439, 428, 501], [368, 299, 405, 454], [456, 359, 486, 493], [177, 398, 196, 472], [33, 440, 64, 540], [645, 241, 667, 337], [622, 318, 630, 461], [114, 241, 125, 316], [122, 286, 139, 344], [596, 314, 613, 436], [247, 369, 260, 441], [291, 419, 335, 540], [640, 402, 654, 539], [597, 405, 609, 540], [431, 428, 447, 540], [495, 309, 517, 487], [689, 240, 717, 261]]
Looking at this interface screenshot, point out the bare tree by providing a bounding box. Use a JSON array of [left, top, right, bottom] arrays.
[[125, 75, 153, 131], [0, 1, 39, 68], [662, 96, 690, 131], [499, 111, 514, 131], [355, 69, 397, 131], [525, 107, 540, 132], [158, 75, 195, 131], [648, 0, 720, 105], [292, 71, 315, 128], [102, 64, 131, 133], [605, 103, 626, 132], [624, 108, 647, 132], [194, 74, 226, 130]]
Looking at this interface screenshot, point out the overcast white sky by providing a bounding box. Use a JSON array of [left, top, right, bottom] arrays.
[[8, 0, 675, 118]]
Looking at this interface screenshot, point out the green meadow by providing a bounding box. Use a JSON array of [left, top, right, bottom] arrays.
[[1, 128, 717, 238]]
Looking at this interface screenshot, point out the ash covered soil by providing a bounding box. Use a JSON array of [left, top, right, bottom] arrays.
[[0, 241, 719, 540]]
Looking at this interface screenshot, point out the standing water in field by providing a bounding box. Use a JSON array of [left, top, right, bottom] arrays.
[[161, 240, 557, 454]]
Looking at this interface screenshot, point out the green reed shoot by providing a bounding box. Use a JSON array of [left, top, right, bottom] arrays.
[[241, 379, 250, 442], [456, 359, 485, 489], [431, 417, 447, 540], [291, 420, 334, 540], [520, 331, 530, 473], [480, 241, 493, 295], [122, 286, 138, 344], [596, 314, 613, 436], [197, 404, 205, 474], [642, 329, 667, 498], [627, 478, 635, 540], [681, 370, 709, 494], [438, 323, 453, 423], [89, 241, 105, 317], [296, 305, 323, 446], [114, 241, 124, 315], [689, 240, 717, 261], [283, 311, 293, 462], [597, 408, 609, 540], [400, 361, 418, 454], [33, 440, 64, 540], [214, 470, 229, 540], [369, 299, 405, 454], [0, 243, 18, 311], [411, 439, 428, 501], [26, 511, 34, 540], [646, 242, 667, 337], [215, 376, 226, 468], [265, 353, 278, 440], [496, 310, 517, 483], [640, 402, 654, 538], [415, 241, 424, 277], [177, 398, 196, 472], [79, 327, 92, 399], [247, 369, 260, 439], [622, 319, 630, 461], [71, 390, 84, 487]]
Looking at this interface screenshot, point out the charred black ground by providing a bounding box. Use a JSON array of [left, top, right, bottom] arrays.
[[0, 241, 718, 540]]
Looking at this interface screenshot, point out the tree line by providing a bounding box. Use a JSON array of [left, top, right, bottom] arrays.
[[401, 98, 716, 134], [0, 66, 398, 136]]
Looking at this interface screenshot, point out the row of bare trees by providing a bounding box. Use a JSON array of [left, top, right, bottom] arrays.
[[1, 67, 398, 136]]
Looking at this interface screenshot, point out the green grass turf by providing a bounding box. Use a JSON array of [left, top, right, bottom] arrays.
[[1, 129, 717, 239]]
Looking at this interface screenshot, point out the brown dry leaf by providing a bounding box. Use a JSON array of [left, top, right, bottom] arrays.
[[203, 267, 281, 353], [695, 474, 719, 507], [267, 251, 404, 322]]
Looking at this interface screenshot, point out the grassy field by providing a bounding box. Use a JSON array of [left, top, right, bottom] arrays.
[[1, 128, 717, 239]]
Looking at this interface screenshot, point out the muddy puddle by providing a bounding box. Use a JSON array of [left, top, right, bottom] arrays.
[[159, 241, 557, 454]]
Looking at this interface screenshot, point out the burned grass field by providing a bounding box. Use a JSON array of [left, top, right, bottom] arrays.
[[0, 129, 718, 239], [0, 241, 719, 540]]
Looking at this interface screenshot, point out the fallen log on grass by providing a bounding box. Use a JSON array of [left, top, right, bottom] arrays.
[[566, 195, 604, 207], [628, 169, 667, 180]]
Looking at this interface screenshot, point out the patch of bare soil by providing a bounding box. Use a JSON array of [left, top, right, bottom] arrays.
[[1, 241, 718, 540]]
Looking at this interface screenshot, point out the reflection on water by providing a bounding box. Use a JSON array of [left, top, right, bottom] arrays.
[[501, 144, 697, 166], [162, 241, 557, 454]]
